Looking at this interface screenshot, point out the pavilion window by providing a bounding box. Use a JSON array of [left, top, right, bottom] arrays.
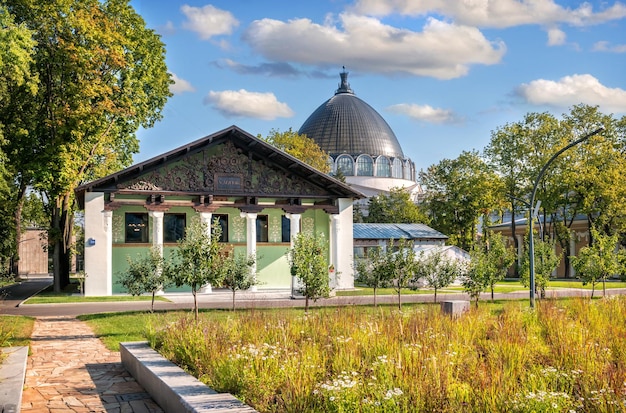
[[281, 215, 291, 243], [257, 215, 269, 243], [164, 213, 186, 243], [125, 213, 148, 243]]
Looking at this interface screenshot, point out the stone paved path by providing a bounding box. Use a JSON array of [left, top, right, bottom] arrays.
[[21, 316, 163, 413]]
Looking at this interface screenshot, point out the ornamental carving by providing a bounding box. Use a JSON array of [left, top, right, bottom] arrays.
[[118, 141, 328, 196]]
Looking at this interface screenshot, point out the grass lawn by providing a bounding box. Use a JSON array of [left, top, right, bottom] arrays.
[[0, 315, 35, 347], [23, 283, 171, 304]]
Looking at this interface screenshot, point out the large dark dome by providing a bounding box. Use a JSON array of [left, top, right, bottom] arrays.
[[299, 72, 404, 159]]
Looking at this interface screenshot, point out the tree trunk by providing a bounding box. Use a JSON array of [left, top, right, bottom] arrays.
[[192, 288, 198, 321], [232, 289, 236, 311], [151, 292, 155, 313], [511, 208, 519, 278], [51, 192, 73, 292], [373, 287, 377, 307], [397, 290, 402, 311], [11, 182, 28, 277], [434, 288, 438, 303], [305, 296, 309, 313]]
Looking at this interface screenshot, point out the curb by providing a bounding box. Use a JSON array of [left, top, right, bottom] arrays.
[[120, 342, 257, 412], [0, 346, 28, 412]]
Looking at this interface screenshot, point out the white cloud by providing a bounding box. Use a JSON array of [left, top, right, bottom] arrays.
[[243, 14, 505, 79], [516, 74, 626, 113], [593, 41, 626, 53], [387, 103, 460, 124], [203, 89, 294, 120], [158, 21, 176, 36], [181, 4, 239, 39], [352, 0, 626, 28], [169, 73, 195, 95], [547, 27, 566, 46]]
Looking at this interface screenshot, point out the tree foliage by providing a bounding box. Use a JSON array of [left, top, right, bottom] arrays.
[[289, 232, 330, 312], [571, 227, 626, 298], [420, 150, 501, 251], [261, 128, 330, 173], [519, 235, 561, 298], [415, 247, 463, 303], [223, 252, 257, 311], [118, 246, 172, 312], [389, 238, 417, 310], [1, 0, 171, 289], [170, 219, 226, 320], [354, 246, 394, 307], [365, 187, 428, 224]]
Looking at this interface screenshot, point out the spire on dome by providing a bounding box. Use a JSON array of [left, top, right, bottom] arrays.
[[335, 66, 354, 95]]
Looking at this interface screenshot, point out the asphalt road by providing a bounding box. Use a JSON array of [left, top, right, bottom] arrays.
[[2, 277, 625, 317]]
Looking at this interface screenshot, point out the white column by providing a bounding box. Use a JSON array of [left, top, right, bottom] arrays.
[[199, 212, 213, 293], [84, 192, 112, 296], [149, 211, 164, 256], [241, 212, 258, 292], [103, 210, 113, 295], [329, 214, 340, 292], [286, 213, 301, 298]]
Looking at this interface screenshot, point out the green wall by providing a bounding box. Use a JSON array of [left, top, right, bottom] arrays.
[[111, 201, 330, 293]]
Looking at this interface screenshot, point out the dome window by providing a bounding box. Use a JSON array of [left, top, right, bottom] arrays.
[[356, 155, 374, 176], [376, 156, 391, 177], [336, 155, 355, 176]]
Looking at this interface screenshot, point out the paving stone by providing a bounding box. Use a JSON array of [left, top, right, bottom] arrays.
[[22, 316, 163, 413]]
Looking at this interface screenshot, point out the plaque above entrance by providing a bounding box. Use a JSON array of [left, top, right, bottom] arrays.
[[215, 174, 243, 192]]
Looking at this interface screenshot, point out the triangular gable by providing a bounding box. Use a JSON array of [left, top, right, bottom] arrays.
[[76, 125, 364, 206]]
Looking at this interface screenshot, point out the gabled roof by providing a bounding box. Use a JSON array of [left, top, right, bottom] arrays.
[[75, 125, 364, 207], [353, 223, 448, 240]]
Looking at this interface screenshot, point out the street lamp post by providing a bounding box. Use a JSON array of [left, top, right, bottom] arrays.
[[528, 126, 605, 308]]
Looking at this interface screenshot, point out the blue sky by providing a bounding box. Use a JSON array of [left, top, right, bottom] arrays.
[[130, 0, 626, 171]]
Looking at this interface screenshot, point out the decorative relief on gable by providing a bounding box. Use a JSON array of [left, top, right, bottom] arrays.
[[270, 216, 281, 242], [118, 140, 329, 196]]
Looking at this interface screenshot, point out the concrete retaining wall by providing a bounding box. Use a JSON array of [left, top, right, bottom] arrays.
[[120, 341, 257, 413]]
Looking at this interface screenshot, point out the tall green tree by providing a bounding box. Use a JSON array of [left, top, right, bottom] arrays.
[[2, 0, 171, 290], [420, 150, 501, 250], [0, 5, 37, 274], [261, 128, 330, 173], [571, 227, 626, 298], [170, 219, 226, 321], [289, 232, 330, 313], [366, 187, 428, 224]]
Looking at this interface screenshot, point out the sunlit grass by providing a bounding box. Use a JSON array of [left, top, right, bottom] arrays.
[[0, 315, 35, 347], [87, 297, 626, 413], [23, 284, 171, 304]]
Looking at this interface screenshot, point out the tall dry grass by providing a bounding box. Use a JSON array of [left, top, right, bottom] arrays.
[[147, 298, 626, 412]]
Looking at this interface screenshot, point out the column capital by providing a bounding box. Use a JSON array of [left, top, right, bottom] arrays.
[[240, 212, 258, 220], [148, 211, 164, 218]]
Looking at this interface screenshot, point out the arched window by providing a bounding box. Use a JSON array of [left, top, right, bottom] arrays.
[[392, 158, 403, 178], [376, 156, 391, 177], [336, 155, 354, 176], [356, 155, 374, 176]]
